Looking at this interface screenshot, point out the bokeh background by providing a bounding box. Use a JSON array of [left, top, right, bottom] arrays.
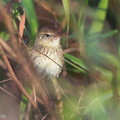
[[0, 0, 120, 120]]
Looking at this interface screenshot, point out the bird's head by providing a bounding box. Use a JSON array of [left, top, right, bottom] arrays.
[[35, 27, 61, 47]]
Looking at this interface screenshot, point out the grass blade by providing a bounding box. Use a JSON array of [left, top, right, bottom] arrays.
[[21, 0, 38, 41], [89, 0, 109, 34]]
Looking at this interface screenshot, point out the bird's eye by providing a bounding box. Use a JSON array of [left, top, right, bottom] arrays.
[[45, 34, 50, 37]]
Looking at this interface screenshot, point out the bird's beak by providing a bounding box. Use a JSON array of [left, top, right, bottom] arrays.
[[53, 34, 61, 40]]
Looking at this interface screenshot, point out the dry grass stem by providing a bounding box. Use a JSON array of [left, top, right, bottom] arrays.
[[41, 114, 48, 120], [63, 47, 81, 53], [0, 45, 37, 109], [0, 87, 19, 101], [18, 12, 26, 44], [0, 78, 12, 84], [35, 0, 52, 13], [0, 38, 16, 58]]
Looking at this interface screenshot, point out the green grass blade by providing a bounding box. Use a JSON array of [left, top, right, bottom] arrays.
[[89, 0, 109, 34], [20, 87, 32, 120], [21, 0, 38, 41], [64, 53, 88, 73], [88, 30, 118, 41], [100, 30, 118, 38], [62, 0, 70, 32]]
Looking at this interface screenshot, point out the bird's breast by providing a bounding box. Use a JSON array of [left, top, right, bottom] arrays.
[[30, 47, 63, 78]]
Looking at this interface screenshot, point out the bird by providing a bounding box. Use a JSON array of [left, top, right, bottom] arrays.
[[29, 27, 63, 79]]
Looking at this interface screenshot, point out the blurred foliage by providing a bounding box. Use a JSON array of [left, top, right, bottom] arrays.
[[89, 0, 109, 34], [0, 0, 120, 120], [0, 32, 10, 41], [21, 0, 38, 42]]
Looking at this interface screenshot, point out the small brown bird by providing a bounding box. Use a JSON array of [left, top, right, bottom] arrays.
[[29, 27, 63, 79]]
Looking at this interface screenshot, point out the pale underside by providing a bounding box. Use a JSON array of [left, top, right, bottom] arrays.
[[29, 45, 63, 78]]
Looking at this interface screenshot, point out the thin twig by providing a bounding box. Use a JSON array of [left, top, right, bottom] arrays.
[[36, 97, 44, 105], [32, 85, 37, 102], [0, 38, 16, 58], [63, 47, 80, 53], [41, 114, 48, 120], [0, 78, 12, 84], [34, 48, 63, 69], [0, 87, 19, 101]]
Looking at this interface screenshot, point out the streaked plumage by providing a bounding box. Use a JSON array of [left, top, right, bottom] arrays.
[[29, 27, 63, 78]]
